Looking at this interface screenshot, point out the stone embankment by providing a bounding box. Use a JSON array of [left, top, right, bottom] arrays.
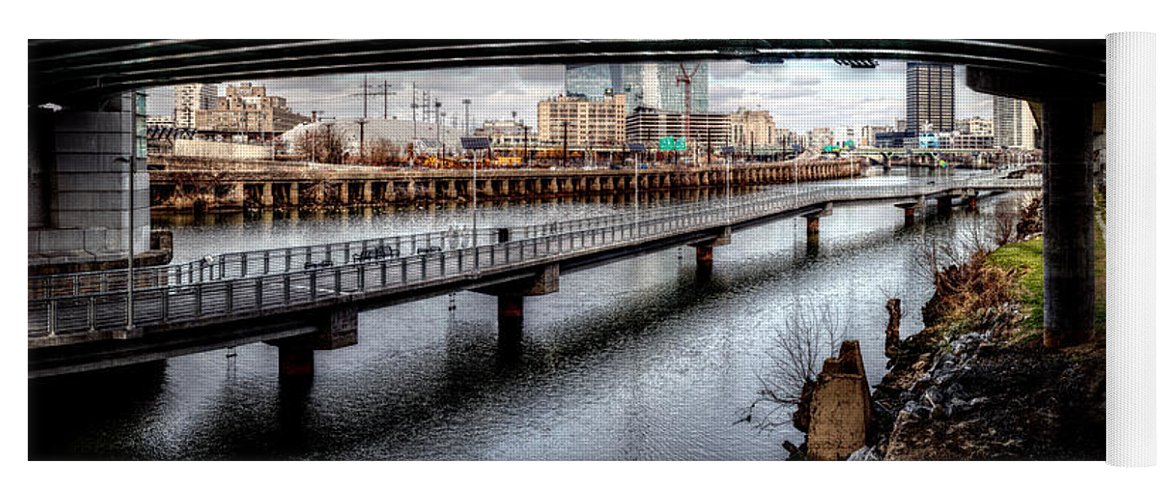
[[147, 156, 866, 212]]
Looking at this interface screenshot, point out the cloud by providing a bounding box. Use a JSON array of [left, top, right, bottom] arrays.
[[144, 58, 992, 133]]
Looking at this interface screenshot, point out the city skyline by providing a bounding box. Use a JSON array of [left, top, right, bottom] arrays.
[[146, 59, 992, 137]]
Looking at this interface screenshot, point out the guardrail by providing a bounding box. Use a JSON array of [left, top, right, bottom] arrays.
[[28, 176, 1039, 339]]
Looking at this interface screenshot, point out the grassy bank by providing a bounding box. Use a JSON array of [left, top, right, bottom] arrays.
[[985, 218, 1107, 343]]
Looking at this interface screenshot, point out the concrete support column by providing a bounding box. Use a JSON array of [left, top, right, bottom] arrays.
[[936, 196, 952, 215], [1042, 100, 1096, 348], [806, 215, 820, 236], [289, 183, 300, 206], [497, 294, 524, 352], [695, 244, 714, 282], [278, 344, 314, 379], [338, 183, 349, 204], [362, 181, 373, 203], [261, 182, 274, 207]]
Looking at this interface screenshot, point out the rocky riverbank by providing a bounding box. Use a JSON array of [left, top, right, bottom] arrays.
[[783, 195, 1106, 461], [865, 229, 1106, 460]]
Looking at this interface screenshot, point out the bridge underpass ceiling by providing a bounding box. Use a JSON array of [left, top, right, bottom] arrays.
[[29, 39, 1105, 104]]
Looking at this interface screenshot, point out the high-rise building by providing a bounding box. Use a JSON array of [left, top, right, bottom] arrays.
[[625, 107, 730, 152], [195, 83, 309, 135], [993, 96, 1039, 149], [565, 64, 623, 101], [623, 62, 710, 115], [905, 63, 955, 135], [174, 83, 218, 129], [565, 62, 709, 116], [537, 93, 626, 150], [729, 108, 777, 148]]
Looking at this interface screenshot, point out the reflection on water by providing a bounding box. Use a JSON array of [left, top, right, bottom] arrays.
[[30, 168, 1022, 460]]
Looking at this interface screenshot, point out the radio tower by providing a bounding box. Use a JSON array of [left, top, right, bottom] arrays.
[[675, 63, 700, 156]]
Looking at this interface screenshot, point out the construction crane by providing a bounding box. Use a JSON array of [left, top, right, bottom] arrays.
[[675, 63, 701, 159]]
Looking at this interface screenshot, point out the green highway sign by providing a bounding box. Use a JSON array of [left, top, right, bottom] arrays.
[[658, 136, 687, 151]]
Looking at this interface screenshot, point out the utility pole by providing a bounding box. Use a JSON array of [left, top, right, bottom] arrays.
[[357, 75, 369, 161], [435, 101, 442, 166], [382, 80, 393, 120], [411, 83, 418, 140]]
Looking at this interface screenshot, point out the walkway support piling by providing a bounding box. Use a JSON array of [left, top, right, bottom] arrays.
[[1042, 100, 1096, 348], [935, 195, 953, 215], [966, 65, 1102, 350], [475, 264, 560, 353], [695, 244, 714, 282]]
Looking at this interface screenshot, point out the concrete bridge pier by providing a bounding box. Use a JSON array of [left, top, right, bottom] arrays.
[[362, 181, 373, 204], [690, 227, 731, 283], [694, 245, 714, 282], [1041, 100, 1096, 348], [895, 202, 920, 228], [270, 305, 359, 380], [935, 195, 953, 215], [967, 66, 1103, 348], [261, 182, 274, 207], [476, 264, 560, 356], [289, 183, 300, 206], [964, 194, 979, 211]]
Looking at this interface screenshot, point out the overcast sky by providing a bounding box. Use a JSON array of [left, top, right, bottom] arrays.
[[146, 59, 993, 134]]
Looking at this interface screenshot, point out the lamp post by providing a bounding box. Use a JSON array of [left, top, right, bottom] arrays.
[[627, 143, 646, 235], [116, 156, 135, 333], [462, 137, 491, 261]]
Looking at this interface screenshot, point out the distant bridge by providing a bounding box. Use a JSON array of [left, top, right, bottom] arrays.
[[28, 175, 1039, 378]]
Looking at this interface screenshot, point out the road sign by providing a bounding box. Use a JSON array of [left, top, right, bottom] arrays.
[[659, 136, 687, 151]]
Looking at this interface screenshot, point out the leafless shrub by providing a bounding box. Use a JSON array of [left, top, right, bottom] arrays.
[[296, 126, 345, 164], [994, 199, 1020, 246], [1016, 194, 1043, 238], [740, 301, 850, 431]]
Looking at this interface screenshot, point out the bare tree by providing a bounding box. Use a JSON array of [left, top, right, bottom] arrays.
[[741, 301, 850, 431], [993, 199, 1020, 246], [296, 126, 345, 164]]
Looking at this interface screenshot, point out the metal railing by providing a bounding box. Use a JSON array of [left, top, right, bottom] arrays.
[[27, 176, 1039, 339]]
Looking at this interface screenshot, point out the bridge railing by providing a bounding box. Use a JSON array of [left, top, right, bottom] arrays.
[[27, 227, 504, 300], [28, 176, 1042, 339], [31, 173, 1034, 302]]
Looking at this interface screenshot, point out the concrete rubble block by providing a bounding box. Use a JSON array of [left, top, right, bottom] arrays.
[[807, 340, 872, 461]]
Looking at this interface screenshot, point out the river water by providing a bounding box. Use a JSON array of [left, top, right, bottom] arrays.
[[29, 167, 1025, 460]]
